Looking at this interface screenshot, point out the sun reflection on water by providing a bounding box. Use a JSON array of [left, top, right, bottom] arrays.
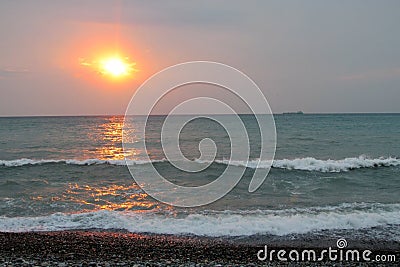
[[63, 183, 162, 212], [47, 116, 165, 214], [86, 116, 141, 160]]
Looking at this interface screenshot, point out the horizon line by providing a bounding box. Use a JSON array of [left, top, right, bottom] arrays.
[[1, 112, 400, 118]]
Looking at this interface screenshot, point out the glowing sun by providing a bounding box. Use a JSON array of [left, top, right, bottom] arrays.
[[101, 57, 131, 77], [80, 55, 137, 79]]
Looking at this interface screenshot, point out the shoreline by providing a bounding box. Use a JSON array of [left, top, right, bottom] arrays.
[[0, 230, 399, 266]]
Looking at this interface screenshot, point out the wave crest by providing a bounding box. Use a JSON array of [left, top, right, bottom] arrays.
[[1, 156, 399, 172], [0, 158, 165, 167], [0, 203, 399, 236], [217, 156, 400, 172]]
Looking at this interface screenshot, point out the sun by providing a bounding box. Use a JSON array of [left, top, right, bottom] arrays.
[[101, 57, 130, 77], [79, 54, 137, 80]]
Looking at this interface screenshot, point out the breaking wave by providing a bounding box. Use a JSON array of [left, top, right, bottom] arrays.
[[1, 156, 399, 172], [218, 155, 400, 172], [0, 203, 399, 237]]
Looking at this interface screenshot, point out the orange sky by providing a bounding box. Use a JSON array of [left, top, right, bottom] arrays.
[[58, 22, 154, 89], [1, 1, 400, 115]]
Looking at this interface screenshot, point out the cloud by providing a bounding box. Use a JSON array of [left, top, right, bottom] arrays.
[[0, 67, 30, 79], [339, 68, 400, 82], [36, 0, 253, 30]]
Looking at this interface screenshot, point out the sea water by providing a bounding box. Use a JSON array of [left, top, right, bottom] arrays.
[[0, 114, 399, 240]]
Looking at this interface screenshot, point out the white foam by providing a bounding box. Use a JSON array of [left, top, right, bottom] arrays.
[[0, 158, 63, 167], [1, 203, 399, 236], [0, 158, 165, 167], [272, 156, 400, 172], [216, 156, 400, 172], [1, 156, 399, 172]]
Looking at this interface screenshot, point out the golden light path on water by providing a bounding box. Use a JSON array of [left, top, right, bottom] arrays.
[[64, 184, 157, 212], [78, 117, 155, 212], [30, 116, 165, 213], [88, 116, 134, 160]]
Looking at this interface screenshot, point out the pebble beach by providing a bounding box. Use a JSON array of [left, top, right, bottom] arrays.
[[0, 230, 399, 266]]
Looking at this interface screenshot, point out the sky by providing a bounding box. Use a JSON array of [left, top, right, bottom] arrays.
[[0, 0, 399, 116]]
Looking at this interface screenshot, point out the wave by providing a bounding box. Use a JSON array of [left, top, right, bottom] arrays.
[[1, 156, 399, 172], [0, 203, 399, 236], [0, 158, 166, 167], [218, 156, 400, 172], [274, 156, 400, 172]]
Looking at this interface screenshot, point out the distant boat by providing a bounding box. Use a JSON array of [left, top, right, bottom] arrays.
[[283, 111, 304, 115]]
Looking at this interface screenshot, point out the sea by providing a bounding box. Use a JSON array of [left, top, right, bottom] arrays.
[[0, 114, 399, 242]]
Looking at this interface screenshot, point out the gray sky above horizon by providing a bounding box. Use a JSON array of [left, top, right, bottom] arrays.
[[1, 0, 399, 116]]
